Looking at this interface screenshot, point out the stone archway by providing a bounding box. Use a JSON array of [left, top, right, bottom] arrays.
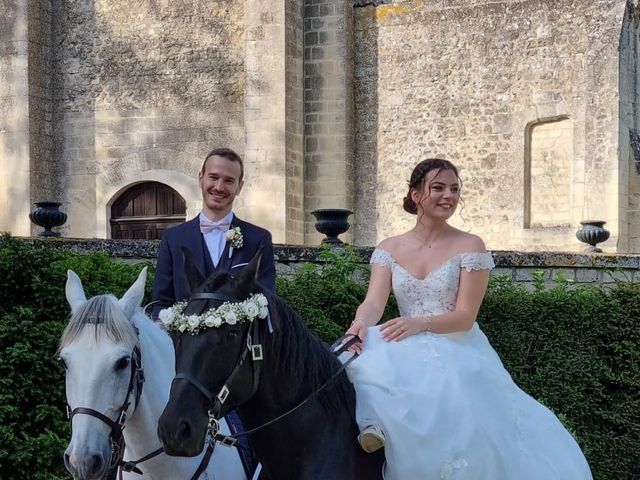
[[110, 182, 186, 240]]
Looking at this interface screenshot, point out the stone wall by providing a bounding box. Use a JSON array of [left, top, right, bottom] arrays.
[[17, 237, 640, 289], [353, 0, 629, 252], [0, 0, 31, 236], [54, 0, 246, 237], [619, 2, 640, 252], [28, 0, 56, 212], [285, 0, 305, 244], [303, 0, 355, 244], [4, 0, 640, 254]]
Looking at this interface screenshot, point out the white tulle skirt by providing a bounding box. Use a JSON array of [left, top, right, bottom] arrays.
[[346, 324, 593, 480]]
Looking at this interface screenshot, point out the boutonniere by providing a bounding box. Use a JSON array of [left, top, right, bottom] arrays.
[[225, 226, 244, 258]]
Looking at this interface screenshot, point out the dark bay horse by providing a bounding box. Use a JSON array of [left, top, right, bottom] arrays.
[[157, 250, 384, 479]]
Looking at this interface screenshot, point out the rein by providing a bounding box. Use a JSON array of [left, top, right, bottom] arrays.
[[217, 334, 360, 440], [173, 290, 361, 449]]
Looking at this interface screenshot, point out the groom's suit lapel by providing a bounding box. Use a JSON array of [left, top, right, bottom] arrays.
[[217, 216, 242, 271]]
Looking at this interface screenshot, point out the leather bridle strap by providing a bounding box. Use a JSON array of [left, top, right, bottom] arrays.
[[221, 334, 361, 439], [174, 373, 217, 404], [173, 320, 257, 419], [189, 292, 240, 303], [68, 407, 121, 431], [67, 345, 145, 475]]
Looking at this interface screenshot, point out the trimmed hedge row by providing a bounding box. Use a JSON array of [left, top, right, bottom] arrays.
[[277, 248, 640, 480], [0, 236, 638, 479]]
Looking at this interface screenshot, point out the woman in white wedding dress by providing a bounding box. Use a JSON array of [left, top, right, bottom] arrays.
[[345, 159, 593, 480]]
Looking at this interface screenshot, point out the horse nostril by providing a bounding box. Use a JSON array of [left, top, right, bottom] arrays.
[[88, 453, 104, 476], [63, 452, 73, 473], [177, 420, 191, 442]]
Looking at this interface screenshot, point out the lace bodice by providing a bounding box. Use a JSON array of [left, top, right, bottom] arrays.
[[370, 248, 495, 318]]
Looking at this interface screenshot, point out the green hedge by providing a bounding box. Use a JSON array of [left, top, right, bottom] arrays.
[[0, 236, 638, 479], [0, 235, 153, 480], [277, 249, 640, 480]]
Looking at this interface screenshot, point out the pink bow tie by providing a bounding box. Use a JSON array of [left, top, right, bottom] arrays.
[[200, 217, 231, 234]]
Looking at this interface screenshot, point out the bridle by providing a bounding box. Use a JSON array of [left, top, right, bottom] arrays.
[[66, 342, 145, 474], [65, 316, 220, 479], [172, 291, 361, 448], [173, 292, 264, 427]]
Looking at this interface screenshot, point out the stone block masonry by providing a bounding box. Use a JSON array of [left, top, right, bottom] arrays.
[[3, 0, 640, 254], [304, 0, 355, 244], [352, 0, 633, 252]]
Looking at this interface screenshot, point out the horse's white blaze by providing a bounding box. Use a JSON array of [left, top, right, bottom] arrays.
[[62, 331, 135, 479], [62, 269, 247, 480]]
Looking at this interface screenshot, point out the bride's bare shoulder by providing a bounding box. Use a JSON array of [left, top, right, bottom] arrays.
[[449, 228, 487, 254], [378, 233, 413, 255]]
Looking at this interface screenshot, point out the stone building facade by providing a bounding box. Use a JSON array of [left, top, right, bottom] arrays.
[[2, 0, 639, 252]]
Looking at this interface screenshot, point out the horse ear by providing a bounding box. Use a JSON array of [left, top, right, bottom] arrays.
[[118, 267, 147, 319], [237, 248, 262, 287], [65, 270, 87, 315], [181, 246, 205, 293]]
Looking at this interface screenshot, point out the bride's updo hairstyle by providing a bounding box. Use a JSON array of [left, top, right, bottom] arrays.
[[403, 158, 459, 214]]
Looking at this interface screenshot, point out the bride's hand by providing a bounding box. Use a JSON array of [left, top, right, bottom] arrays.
[[344, 319, 368, 354], [380, 316, 424, 342]]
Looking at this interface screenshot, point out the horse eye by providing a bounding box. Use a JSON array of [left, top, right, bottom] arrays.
[[115, 357, 130, 371]]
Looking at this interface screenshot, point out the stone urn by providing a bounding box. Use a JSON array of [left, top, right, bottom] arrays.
[[576, 220, 610, 253], [310, 208, 353, 245], [29, 202, 67, 237]]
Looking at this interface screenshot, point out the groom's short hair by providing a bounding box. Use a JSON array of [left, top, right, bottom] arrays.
[[202, 147, 244, 181]]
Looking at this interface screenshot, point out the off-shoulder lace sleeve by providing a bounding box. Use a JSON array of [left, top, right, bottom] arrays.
[[370, 248, 394, 269], [460, 252, 495, 272]]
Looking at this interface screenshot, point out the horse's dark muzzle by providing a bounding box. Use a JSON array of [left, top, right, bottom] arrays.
[[157, 409, 207, 457]]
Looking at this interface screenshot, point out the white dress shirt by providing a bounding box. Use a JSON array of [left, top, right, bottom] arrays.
[[200, 211, 234, 267]]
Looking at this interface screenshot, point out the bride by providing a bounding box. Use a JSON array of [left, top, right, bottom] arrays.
[[345, 159, 593, 479]]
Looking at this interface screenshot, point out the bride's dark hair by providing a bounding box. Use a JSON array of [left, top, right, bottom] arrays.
[[403, 158, 460, 214]]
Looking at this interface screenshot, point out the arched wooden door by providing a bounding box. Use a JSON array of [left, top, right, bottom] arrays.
[[110, 182, 186, 240]]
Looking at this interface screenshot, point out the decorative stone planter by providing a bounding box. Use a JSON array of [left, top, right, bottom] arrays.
[[310, 208, 353, 245], [29, 202, 67, 237], [576, 220, 610, 253]]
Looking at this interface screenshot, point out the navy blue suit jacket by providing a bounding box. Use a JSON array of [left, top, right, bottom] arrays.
[[151, 215, 276, 319]]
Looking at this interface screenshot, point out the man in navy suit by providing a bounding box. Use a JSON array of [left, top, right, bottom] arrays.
[[152, 147, 276, 319], [152, 147, 274, 477]]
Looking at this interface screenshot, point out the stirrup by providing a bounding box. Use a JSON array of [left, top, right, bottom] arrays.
[[358, 425, 385, 453]]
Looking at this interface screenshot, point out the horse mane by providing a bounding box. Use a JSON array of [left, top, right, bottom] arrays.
[[59, 295, 138, 352], [263, 291, 355, 415]]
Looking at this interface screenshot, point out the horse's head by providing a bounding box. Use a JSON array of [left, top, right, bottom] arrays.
[[59, 268, 147, 480], [158, 247, 266, 457]]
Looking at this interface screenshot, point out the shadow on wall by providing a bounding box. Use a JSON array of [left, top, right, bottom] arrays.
[[52, 1, 246, 237], [353, 4, 379, 246]]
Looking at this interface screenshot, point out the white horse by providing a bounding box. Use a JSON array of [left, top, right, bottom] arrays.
[[60, 267, 248, 480]]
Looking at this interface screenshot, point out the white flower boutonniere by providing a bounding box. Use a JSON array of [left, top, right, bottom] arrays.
[[225, 226, 244, 258]]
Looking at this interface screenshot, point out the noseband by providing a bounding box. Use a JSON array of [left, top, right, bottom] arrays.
[[66, 342, 145, 473]]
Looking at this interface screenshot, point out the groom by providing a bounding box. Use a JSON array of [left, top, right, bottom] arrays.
[[152, 147, 276, 321], [152, 147, 275, 477]]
